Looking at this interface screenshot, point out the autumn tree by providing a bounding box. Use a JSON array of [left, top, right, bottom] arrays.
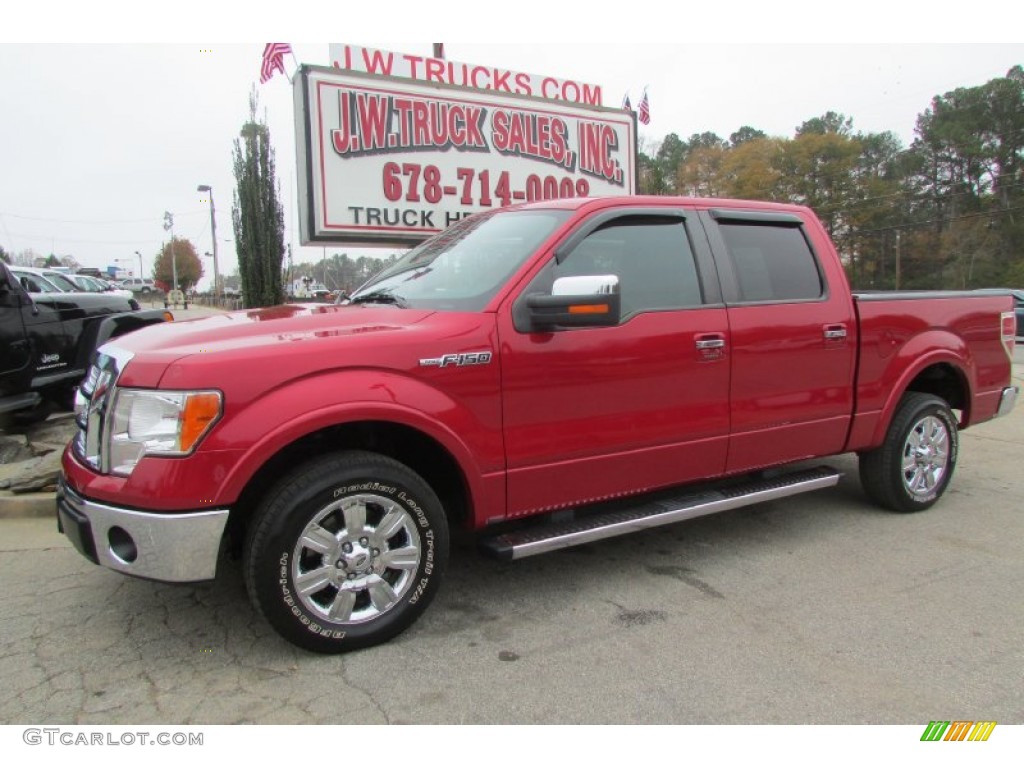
[[154, 237, 203, 291], [232, 87, 286, 308], [719, 137, 782, 200]]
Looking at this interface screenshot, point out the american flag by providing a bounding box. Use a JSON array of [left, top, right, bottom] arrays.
[[622, 92, 632, 111], [638, 90, 650, 125], [260, 43, 292, 84]]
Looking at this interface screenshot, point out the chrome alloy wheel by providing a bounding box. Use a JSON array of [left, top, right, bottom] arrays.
[[901, 414, 950, 500], [291, 493, 422, 624]]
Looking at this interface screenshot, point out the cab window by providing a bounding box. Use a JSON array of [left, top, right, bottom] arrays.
[[549, 216, 704, 319]]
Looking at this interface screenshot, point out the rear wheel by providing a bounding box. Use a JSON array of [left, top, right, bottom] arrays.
[[244, 451, 448, 653], [859, 392, 958, 512]]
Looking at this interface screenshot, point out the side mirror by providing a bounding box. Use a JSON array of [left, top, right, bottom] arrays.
[[526, 274, 621, 330]]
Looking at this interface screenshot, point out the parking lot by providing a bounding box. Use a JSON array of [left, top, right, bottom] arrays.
[[1, 363, 1023, 725]]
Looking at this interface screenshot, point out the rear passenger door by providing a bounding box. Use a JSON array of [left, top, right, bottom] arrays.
[[699, 209, 857, 473], [499, 209, 732, 517]]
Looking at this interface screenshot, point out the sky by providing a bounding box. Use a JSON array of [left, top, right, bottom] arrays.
[[2, 2, 1023, 290]]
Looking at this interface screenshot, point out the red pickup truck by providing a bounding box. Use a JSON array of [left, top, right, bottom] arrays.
[[58, 196, 1019, 653]]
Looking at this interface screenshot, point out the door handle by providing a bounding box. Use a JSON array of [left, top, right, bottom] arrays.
[[823, 324, 847, 340], [695, 338, 726, 350], [694, 333, 726, 361]]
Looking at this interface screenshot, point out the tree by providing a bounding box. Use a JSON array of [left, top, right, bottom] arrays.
[[719, 137, 783, 200], [14, 248, 41, 267], [678, 143, 727, 197], [729, 125, 767, 147], [154, 237, 203, 291], [0, 245, 9, 264], [654, 133, 688, 193], [232, 87, 286, 308], [797, 111, 853, 137]]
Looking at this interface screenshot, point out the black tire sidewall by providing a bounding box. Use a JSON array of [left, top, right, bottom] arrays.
[[871, 394, 959, 512], [246, 452, 448, 653]]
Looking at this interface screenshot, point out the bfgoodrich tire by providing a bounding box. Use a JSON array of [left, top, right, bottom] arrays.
[[859, 392, 959, 513], [244, 451, 449, 653]]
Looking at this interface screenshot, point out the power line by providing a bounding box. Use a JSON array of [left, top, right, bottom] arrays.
[[855, 205, 1024, 236], [0, 208, 208, 225]]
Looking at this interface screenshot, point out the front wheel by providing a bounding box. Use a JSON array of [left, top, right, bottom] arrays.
[[244, 451, 449, 653], [859, 392, 959, 512]]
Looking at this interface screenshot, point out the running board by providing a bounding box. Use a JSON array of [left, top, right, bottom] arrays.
[[0, 391, 42, 415], [480, 466, 841, 561]]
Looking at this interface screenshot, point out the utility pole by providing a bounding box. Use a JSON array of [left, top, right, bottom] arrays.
[[163, 211, 179, 307], [197, 185, 220, 300]]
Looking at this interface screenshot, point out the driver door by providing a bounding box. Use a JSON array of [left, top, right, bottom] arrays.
[[497, 209, 732, 518]]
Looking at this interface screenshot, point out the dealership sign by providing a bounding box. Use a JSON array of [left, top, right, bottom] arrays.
[[328, 44, 605, 107], [294, 61, 637, 247]]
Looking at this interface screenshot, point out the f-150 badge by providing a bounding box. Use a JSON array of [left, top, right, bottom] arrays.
[[419, 351, 493, 368]]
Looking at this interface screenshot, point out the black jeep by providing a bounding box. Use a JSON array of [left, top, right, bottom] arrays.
[[0, 262, 170, 420]]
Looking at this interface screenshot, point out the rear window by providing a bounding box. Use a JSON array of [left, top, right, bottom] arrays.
[[718, 222, 823, 302]]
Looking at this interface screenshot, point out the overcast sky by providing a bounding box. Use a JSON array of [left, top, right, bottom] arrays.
[[3, 3, 1023, 288]]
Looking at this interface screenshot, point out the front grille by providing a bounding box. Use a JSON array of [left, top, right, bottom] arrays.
[[72, 346, 134, 474]]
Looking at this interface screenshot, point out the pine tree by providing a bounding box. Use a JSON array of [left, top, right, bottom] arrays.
[[232, 87, 285, 308]]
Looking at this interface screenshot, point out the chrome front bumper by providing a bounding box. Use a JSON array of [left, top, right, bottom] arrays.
[[56, 477, 229, 583]]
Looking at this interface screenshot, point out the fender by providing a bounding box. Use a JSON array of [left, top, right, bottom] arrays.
[[858, 329, 973, 450], [209, 368, 503, 518]]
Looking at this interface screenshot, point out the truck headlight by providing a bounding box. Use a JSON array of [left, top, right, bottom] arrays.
[[108, 389, 222, 475]]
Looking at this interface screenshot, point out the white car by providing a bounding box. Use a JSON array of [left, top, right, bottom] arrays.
[[118, 277, 157, 294], [67, 273, 134, 299], [9, 267, 66, 294]]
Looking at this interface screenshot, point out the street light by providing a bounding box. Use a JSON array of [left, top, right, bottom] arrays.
[[197, 185, 220, 301], [134, 250, 144, 280]]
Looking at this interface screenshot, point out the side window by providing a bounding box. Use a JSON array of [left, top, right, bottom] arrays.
[[718, 222, 823, 302], [553, 217, 703, 318]]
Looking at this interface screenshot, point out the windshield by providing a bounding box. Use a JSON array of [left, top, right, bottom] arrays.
[[14, 270, 61, 293], [348, 209, 571, 312], [45, 272, 78, 291]]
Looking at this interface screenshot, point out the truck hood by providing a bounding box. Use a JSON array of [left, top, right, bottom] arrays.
[[108, 303, 440, 387], [33, 291, 139, 319]]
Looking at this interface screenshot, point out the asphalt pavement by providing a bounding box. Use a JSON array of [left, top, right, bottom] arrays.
[[1, 347, 1023, 724]]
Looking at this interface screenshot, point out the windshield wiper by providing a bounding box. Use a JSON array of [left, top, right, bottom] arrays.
[[347, 290, 409, 308]]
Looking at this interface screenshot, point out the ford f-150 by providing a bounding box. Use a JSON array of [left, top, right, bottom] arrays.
[[57, 196, 1019, 653]]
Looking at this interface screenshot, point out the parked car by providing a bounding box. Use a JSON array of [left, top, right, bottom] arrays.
[[67, 273, 134, 299], [118, 277, 157, 294], [59, 196, 1019, 654], [1008, 290, 1024, 338], [1, 262, 170, 419], [10, 266, 72, 295]]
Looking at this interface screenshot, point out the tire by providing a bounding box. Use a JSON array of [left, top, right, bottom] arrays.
[[244, 451, 449, 653], [859, 392, 959, 513]]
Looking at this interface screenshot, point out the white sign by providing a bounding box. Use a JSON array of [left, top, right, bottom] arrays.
[[329, 44, 603, 106], [295, 65, 637, 247]]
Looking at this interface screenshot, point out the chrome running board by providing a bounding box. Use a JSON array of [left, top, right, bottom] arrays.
[[480, 466, 841, 561]]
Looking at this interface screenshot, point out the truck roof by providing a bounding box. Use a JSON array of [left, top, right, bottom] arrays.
[[514, 195, 813, 215]]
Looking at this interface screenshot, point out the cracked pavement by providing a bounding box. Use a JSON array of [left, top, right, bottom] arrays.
[[2, 375, 1023, 724]]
